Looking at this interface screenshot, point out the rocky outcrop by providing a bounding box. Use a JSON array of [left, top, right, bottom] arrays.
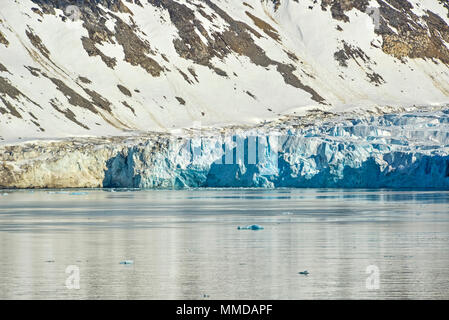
[[322, 0, 449, 64], [0, 30, 9, 47]]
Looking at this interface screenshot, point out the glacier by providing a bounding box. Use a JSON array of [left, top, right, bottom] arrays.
[[101, 107, 449, 189], [1, 107, 449, 189]]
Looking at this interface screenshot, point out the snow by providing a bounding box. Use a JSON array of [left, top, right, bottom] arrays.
[[1, 0, 449, 144]]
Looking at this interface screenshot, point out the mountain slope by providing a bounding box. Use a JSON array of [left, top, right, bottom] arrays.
[[1, 0, 449, 144]]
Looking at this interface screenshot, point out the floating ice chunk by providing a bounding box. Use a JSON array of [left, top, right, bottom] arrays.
[[237, 225, 264, 230], [119, 260, 134, 265], [69, 192, 88, 195]]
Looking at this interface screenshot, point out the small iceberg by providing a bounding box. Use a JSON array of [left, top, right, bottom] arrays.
[[119, 260, 134, 265], [237, 225, 264, 230], [69, 192, 88, 195], [298, 270, 309, 275]]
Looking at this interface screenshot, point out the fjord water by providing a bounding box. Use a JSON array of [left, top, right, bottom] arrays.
[[0, 189, 448, 299]]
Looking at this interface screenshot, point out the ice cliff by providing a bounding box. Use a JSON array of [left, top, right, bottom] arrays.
[[1, 107, 449, 189]]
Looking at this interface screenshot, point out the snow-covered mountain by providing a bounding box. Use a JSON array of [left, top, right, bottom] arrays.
[[1, 0, 449, 189], [1, 0, 449, 144]]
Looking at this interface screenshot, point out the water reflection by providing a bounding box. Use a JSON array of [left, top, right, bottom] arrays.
[[0, 189, 448, 299]]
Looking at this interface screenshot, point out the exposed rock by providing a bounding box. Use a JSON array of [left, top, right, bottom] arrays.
[[187, 67, 199, 82], [83, 88, 112, 112], [245, 11, 280, 42], [177, 69, 194, 84], [26, 27, 50, 59], [121, 100, 135, 114], [176, 96, 186, 105], [243, 2, 254, 10], [46, 76, 98, 114], [114, 16, 163, 76], [246, 90, 256, 99], [31, 7, 44, 16], [78, 76, 92, 84], [81, 37, 117, 68], [117, 84, 132, 96], [0, 76, 24, 101], [321, 0, 369, 23], [25, 65, 41, 77], [367, 72, 385, 86], [323, 0, 449, 64], [0, 76, 42, 110], [0, 31, 9, 47], [0, 63, 9, 73], [334, 41, 372, 67], [0, 96, 22, 118], [50, 98, 90, 130]]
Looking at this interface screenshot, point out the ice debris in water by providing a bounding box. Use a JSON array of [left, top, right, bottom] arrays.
[[69, 192, 88, 195], [237, 225, 264, 230], [119, 260, 134, 265]]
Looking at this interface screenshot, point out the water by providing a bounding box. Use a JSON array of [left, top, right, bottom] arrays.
[[0, 189, 449, 299]]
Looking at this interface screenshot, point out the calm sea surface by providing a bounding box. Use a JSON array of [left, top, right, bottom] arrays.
[[0, 189, 448, 299]]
